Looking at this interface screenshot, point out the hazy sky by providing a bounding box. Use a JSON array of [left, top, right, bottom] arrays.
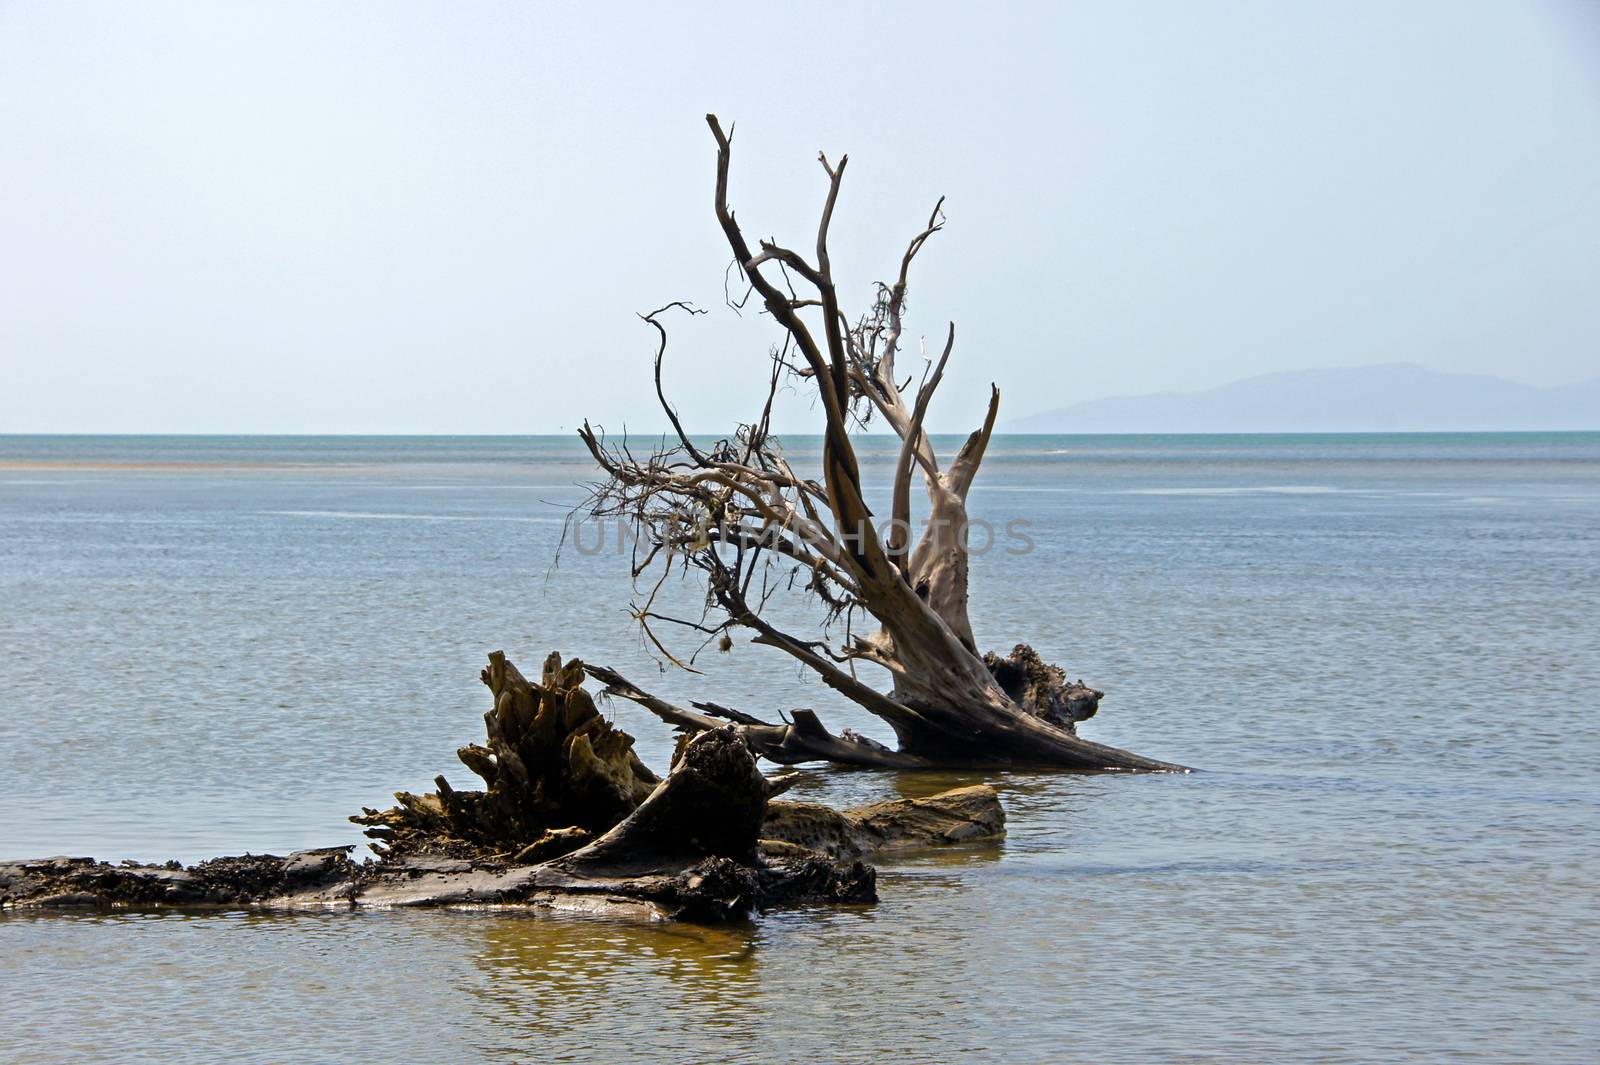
[[2, 1, 1597, 434]]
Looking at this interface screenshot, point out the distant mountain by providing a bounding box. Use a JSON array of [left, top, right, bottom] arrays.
[[1002, 363, 1600, 434]]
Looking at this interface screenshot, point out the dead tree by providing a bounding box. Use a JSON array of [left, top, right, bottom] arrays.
[[579, 115, 1186, 772]]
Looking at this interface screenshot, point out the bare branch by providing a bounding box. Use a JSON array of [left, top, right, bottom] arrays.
[[586, 663, 936, 768], [888, 322, 955, 567], [948, 384, 1001, 500], [641, 302, 708, 465]]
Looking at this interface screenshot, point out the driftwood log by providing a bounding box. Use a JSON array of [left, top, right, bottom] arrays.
[[3, 652, 1005, 922], [576, 115, 1188, 772]]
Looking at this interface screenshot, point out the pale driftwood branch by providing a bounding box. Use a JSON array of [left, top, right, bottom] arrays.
[[948, 384, 1001, 501], [888, 322, 956, 566]]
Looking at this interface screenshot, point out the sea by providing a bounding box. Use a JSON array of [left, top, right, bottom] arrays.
[[1, 433, 1596, 1063]]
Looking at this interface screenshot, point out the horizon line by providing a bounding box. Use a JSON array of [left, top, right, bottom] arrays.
[[3, 429, 1598, 439]]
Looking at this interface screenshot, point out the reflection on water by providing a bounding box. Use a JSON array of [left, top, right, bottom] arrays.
[[783, 764, 1003, 805], [3, 435, 1600, 1062], [5, 770, 1593, 1062], [468, 913, 763, 1058]]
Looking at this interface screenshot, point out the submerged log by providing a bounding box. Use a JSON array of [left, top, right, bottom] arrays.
[[3, 652, 1003, 922], [762, 785, 1005, 860], [339, 725, 878, 921], [347, 652, 882, 918], [0, 729, 874, 921], [0, 848, 361, 911]]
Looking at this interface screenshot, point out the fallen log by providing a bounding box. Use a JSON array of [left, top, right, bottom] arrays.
[[0, 730, 875, 921], [2, 651, 1005, 922]]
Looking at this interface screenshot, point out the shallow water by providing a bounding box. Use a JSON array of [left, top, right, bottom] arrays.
[[2, 434, 1597, 1062]]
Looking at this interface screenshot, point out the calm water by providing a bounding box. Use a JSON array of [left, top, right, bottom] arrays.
[[2, 434, 1597, 1063]]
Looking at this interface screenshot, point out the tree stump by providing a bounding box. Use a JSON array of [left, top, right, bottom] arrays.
[[352, 651, 660, 862]]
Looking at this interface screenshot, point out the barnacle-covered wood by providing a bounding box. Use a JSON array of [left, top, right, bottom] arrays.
[[0, 849, 360, 910], [351, 651, 659, 861]]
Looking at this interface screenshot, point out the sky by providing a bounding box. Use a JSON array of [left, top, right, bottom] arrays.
[[1, 0, 1597, 435]]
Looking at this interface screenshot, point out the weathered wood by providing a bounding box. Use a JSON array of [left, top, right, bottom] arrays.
[[576, 116, 1190, 773], [983, 644, 1104, 726], [0, 731, 873, 921], [4, 652, 1011, 922], [587, 662, 936, 769], [351, 651, 660, 860], [550, 725, 767, 876], [341, 653, 880, 916], [589, 660, 1183, 772], [763, 785, 1006, 860]]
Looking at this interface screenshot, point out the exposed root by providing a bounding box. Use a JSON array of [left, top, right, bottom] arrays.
[[352, 651, 659, 860], [984, 643, 1103, 729]]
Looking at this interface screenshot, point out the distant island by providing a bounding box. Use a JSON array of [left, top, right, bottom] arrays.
[[1002, 363, 1600, 434]]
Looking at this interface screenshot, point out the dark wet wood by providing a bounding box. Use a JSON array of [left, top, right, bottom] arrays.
[[589, 659, 1187, 772], [4, 652, 1010, 922], [351, 651, 660, 861], [763, 785, 1006, 860]]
